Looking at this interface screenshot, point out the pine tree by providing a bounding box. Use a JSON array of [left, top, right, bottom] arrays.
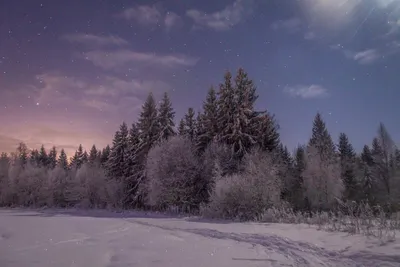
[[303, 113, 342, 210], [38, 145, 48, 167], [30, 149, 39, 166], [196, 86, 219, 153], [360, 145, 375, 204], [88, 145, 98, 165], [100, 145, 111, 165], [70, 144, 85, 169], [255, 113, 280, 152], [182, 107, 196, 141], [82, 150, 88, 163], [158, 92, 176, 141], [16, 142, 28, 166], [292, 145, 307, 210], [338, 133, 358, 201], [178, 119, 185, 136], [48, 146, 57, 169], [57, 149, 69, 170], [107, 122, 129, 180]]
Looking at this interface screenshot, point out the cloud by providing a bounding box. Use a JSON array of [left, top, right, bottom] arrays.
[[345, 49, 381, 64], [118, 5, 182, 31], [284, 84, 329, 99], [61, 33, 128, 47], [119, 5, 162, 26], [186, 0, 253, 31], [304, 31, 316, 40], [82, 49, 199, 69], [165, 12, 182, 31], [271, 18, 302, 32]]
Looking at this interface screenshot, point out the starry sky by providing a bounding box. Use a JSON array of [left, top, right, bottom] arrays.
[[1, 0, 400, 157]]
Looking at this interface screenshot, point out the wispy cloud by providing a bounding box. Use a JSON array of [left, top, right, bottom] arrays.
[[284, 84, 329, 99], [119, 5, 162, 26], [271, 18, 302, 32], [61, 33, 129, 47], [345, 49, 380, 65], [82, 49, 199, 69], [186, 0, 253, 31], [118, 5, 182, 31], [304, 31, 316, 40]]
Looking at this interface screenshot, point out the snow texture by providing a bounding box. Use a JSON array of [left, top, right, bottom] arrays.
[[1, 209, 400, 267]]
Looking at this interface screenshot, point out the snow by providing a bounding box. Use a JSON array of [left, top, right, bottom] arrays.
[[1, 209, 400, 267]]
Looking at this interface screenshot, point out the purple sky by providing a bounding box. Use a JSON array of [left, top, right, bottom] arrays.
[[1, 0, 400, 157]]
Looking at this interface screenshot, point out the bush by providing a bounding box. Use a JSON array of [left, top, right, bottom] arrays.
[[202, 150, 283, 221], [146, 136, 212, 212]]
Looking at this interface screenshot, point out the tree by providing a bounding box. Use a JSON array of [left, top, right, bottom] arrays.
[[124, 123, 141, 204], [181, 107, 196, 141], [38, 145, 49, 167], [106, 122, 129, 180], [57, 149, 69, 170], [30, 149, 39, 166], [291, 145, 306, 210], [338, 133, 358, 201], [100, 145, 110, 165], [16, 142, 29, 167], [360, 145, 375, 204], [196, 87, 219, 153], [255, 113, 280, 153], [70, 144, 85, 169], [178, 119, 185, 136], [88, 145, 98, 165], [48, 146, 57, 169], [303, 113, 343, 211], [158, 92, 176, 141]]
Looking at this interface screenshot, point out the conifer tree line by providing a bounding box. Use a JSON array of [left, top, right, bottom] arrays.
[[0, 68, 399, 220]]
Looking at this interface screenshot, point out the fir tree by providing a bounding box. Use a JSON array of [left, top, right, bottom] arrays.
[[292, 145, 306, 210], [178, 119, 185, 136], [16, 142, 28, 166], [70, 144, 85, 169], [82, 150, 88, 163], [158, 92, 176, 141], [338, 133, 358, 201], [48, 146, 57, 169], [182, 107, 196, 141], [107, 122, 129, 180], [88, 145, 98, 164], [196, 86, 218, 153], [38, 145, 48, 167], [30, 149, 39, 166], [57, 149, 69, 170], [100, 145, 111, 165], [360, 145, 375, 204], [255, 113, 280, 152]]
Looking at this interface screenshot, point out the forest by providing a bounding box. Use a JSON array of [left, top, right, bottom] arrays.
[[0, 68, 399, 238]]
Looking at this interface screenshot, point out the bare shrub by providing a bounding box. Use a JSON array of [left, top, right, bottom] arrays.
[[146, 136, 210, 212], [202, 150, 283, 221]]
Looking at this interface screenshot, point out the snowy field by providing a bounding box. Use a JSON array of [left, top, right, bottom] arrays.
[[1, 209, 400, 267]]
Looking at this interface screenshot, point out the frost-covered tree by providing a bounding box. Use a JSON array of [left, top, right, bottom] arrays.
[[57, 149, 69, 170], [16, 142, 28, 167], [158, 92, 176, 141], [303, 113, 343, 211], [70, 144, 85, 169], [30, 149, 40, 166], [181, 107, 196, 141], [38, 145, 49, 168], [178, 118, 185, 136], [88, 145, 98, 165], [291, 145, 306, 210], [48, 146, 57, 169], [255, 113, 280, 153], [338, 133, 358, 201], [107, 122, 129, 180], [100, 145, 110, 166], [196, 86, 219, 154], [360, 145, 375, 204]]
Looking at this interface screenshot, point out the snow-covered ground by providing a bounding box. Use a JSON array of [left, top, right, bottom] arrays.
[[1, 209, 399, 267]]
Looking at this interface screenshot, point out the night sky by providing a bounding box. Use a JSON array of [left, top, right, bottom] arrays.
[[1, 0, 399, 157]]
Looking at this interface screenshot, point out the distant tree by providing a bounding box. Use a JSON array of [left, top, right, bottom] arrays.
[[157, 92, 176, 141], [16, 142, 29, 167], [48, 146, 57, 169], [106, 122, 129, 180], [181, 107, 196, 141], [38, 145, 49, 167], [291, 145, 306, 210], [338, 133, 358, 201], [177, 118, 185, 136], [88, 145, 98, 165], [196, 86, 219, 154], [57, 149, 69, 170], [30, 149, 40, 166], [360, 145, 375, 204], [70, 144, 85, 169], [255, 113, 280, 153], [100, 145, 111, 165]]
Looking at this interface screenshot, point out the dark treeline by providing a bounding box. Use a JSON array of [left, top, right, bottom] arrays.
[[0, 68, 399, 221]]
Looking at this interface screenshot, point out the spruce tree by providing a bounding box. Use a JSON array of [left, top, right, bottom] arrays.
[[360, 145, 375, 204], [107, 122, 129, 180], [88, 145, 98, 165], [338, 133, 358, 201], [182, 107, 196, 141], [158, 92, 176, 141], [48, 146, 57, 169], [57, 149, 69, 170], [178, 119, 185, 136], [309, 113, 336, 160], [16, 142, 28, 166], [100, 145, 111, 166], [292, 145, 306, 210], [38, 145, 48, 167], [256, 113, 280, 152], [30, 149, 39, 166], [196, 86, 218, 153], [70, 144, 85, 169]]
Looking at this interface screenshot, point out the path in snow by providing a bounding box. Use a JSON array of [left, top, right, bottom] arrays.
[[1, 209, 399, 267]]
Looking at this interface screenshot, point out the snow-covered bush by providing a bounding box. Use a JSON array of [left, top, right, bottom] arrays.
[[202, 150, 283, 221], [146, 136, 212, 212]]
